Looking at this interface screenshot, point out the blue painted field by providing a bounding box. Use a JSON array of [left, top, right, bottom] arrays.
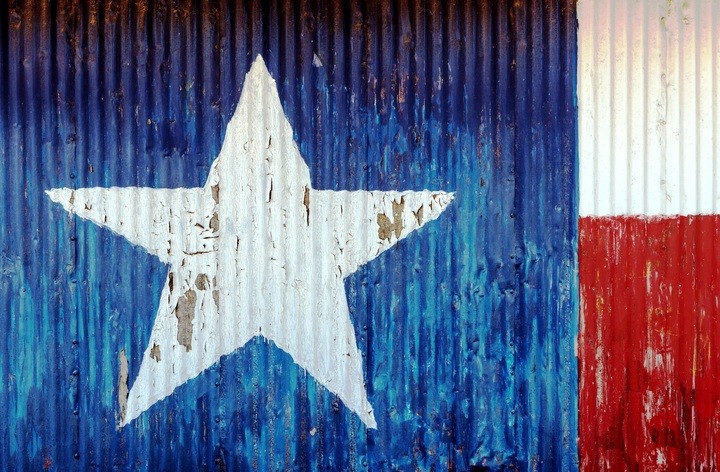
[[0, 1, 577, 469]]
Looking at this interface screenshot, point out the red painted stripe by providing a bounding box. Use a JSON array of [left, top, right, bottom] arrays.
[[579, 215, 720, 470]]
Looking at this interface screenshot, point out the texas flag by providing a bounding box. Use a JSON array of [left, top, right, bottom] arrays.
[[577, 1, 720, 470], [0, 0, 715, 470]]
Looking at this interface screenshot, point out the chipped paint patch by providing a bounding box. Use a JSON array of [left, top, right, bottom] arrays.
[[117, 350, 129, 427], [150, 343, 161, 362], [377, 197, 405, 241], [195, 273, 209, 290], [303, 186, 310, 225], [209, 213, 219, 233], [212, 289, 220, 310], [413, 205, 424, 226], [174, 290, 196, 351]]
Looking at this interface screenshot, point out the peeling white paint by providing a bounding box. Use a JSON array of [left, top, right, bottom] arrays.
[[47, 56, 454, 429]]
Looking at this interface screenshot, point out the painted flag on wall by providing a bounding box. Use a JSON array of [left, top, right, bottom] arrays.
[[1, 0, 579, 469], [578, 1, 720, 470]]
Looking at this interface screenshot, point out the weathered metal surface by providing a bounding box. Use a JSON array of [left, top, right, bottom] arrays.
[[578, 0, 720, 469], [0, 1, 578, 469]]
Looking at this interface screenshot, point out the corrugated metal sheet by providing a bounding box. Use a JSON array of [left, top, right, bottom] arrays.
[[0, 1, 578, 469], [578, 0, 720, 469]]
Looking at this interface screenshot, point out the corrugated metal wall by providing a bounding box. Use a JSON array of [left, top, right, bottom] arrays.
[[0, 1, 577, 469], [578, 0, 720, 469]]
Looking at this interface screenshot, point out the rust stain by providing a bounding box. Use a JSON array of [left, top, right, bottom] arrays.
[[397, 72, 408, 104], [150, 343, 161, 362], [211, 184, 220, 204], [377, 197, 405, 241], [174, 289, 196, 351], [117, 349, 129, 427]]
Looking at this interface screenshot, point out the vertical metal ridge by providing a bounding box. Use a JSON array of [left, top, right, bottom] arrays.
[[710, 0, 717, 215]]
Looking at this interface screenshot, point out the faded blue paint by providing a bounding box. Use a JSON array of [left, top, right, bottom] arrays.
[[0, 1, 578, 469]]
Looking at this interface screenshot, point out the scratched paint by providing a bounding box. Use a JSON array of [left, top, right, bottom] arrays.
[[0, 0, 577, 469], [578, 0, 720, 469]]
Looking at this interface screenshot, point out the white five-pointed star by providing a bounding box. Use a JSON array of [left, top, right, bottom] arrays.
[[47, 56, 454, 429]]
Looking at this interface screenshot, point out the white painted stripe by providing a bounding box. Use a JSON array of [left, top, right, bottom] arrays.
[[578, 0, 720, 216]]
